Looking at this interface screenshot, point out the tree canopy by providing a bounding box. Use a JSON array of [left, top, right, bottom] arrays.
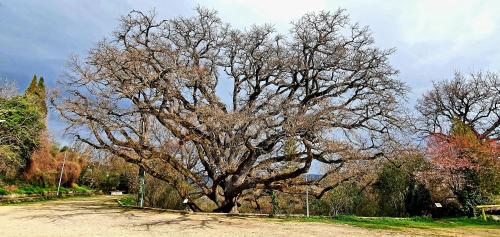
[[417, 72, 500, 140], [53, 8, 406, 212]]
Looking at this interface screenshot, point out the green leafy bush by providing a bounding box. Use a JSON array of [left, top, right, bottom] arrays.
[[311, 182, 378, 217], [375, 154, 432, 217], [118, 196, 137, 206], [0, 187, 8, 195]]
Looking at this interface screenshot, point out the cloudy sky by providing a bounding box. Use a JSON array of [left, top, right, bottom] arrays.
[[1, 0, 499, 142]]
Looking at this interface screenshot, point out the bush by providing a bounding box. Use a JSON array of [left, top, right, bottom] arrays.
[[71, 183, 91, 193], [143, 176, 183, 210], [54, 151, 84, 186], [0, 145, 21, 180], [375, 154, 432, 217], [79, 157, 135, 193], [0, 187, 8, 195], [24, 144, 86, 188], [118, 196, 137, 206], [23, 142, 58, 187], [312, 182, 378, 216]]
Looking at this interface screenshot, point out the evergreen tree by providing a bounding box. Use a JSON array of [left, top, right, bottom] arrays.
[[23, 74, 47, 115], [37, 77, 47, 114], [25, 75, 38, 96]]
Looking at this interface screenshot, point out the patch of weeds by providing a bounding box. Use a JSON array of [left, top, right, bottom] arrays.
[[12, 184, 50, 195], [118, 196, 136, 206], [73, 185, 91, 193], [276, 215, 500, 230]]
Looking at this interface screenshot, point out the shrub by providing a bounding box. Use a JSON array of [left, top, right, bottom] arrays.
[[0, 187, 8, 195], [311, 182, 378, 216], [79, 157, 135, 193], [23, 142, 58, 187], [73, 185, 91, 193], [54, 151, 83, 187], [143, 176, 183, 210], [118, 196, 137, 206], [375, 154, 432, 217], [24, 143, 86, 188]]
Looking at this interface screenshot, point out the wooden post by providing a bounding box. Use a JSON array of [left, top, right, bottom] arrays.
[[481, 208, 486, 221]]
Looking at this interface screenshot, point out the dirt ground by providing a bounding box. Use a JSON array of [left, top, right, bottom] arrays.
[[0, 196, 498, 237]]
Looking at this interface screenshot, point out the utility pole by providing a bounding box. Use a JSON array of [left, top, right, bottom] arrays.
[[137, 166, 145, 207], [57, 148, 68, 196], [137, 115, 147, 207], [305, 174, 309, 217]]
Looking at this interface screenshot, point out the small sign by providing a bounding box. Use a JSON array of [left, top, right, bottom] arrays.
[[435, 203, 442, 208], [110, 191, 123, 196], [182, 198, 189, 204]]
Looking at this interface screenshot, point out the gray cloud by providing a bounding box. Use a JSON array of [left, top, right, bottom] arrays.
[[1, 0, 499, 142]]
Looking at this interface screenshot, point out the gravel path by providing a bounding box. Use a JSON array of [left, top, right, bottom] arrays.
[[0, 196, 497, 237]]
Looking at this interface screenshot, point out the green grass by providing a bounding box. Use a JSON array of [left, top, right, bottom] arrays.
[[1, 183, 93, 195], [276, 215, 500, 230], [0, 195, 96, 206], [117, 195, 136, 206], [12, 184, 51, 194], [72, 185, 92, 193]]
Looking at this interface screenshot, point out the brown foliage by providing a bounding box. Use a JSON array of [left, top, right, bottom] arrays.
[[23, 144, 58, 187], [55, 152, 82, 186], [24, 139, 85, 187]]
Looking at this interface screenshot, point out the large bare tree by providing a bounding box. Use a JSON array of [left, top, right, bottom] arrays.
[[53, 8, 405, 212], [416, 72, 500, 140]]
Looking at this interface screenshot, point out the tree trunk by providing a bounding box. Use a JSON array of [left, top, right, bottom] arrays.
[[214, 196, 239, 213]]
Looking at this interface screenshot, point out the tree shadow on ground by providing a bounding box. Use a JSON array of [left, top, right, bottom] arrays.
[[131, 214, 220, 231], [15, 197, 134, 222], [13, 196, 262, 231]]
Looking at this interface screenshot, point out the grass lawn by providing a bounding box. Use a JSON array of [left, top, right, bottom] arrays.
[[276, 215, 500, 230]]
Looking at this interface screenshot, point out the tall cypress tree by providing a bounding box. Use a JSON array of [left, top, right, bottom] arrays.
[[25, 75, 38, 96], [37, 77, 47, 114], [24, 74, 47, 115]]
